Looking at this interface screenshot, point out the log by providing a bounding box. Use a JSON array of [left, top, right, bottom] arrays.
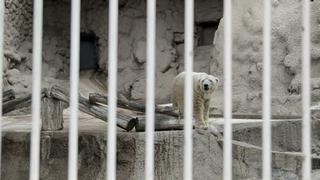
[[89, 93, 179, 117], [2, 90, 47, 114], [89, 93, 303, 120], [80, 102, 138, 131], [3, 94, 31, 114], [50, 85, 137, 131], [50, 85, 69, 104], [135, 114, 186, 132], [41, 97, 63, 131], [3, 89, 15, 102]]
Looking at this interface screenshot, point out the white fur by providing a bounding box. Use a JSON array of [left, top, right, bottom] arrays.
[[171, 72, 219, 128]]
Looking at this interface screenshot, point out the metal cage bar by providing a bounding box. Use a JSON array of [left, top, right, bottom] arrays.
[[145, 0, 156, 179], [29, 0, 43, 179], [183, 0, 194, 179], [107, 0, 119, 179], [223, 0, 232, 179], [0, 0, 4, 177], [67, 0, 81, 179], [262, 0, 272, 179], [302, 0, 311, 179]]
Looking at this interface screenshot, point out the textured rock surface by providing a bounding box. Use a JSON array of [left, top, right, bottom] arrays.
[[232, 120, 320, 180], [3, 0, 223, 103], [210, 119, 320, 180], [211, 0, 320, 114]]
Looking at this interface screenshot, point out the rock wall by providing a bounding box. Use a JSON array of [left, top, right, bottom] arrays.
[[2, 130, 223, 180], [3, 0, 223, 103], [5, 0, 319, 114], [211, 0, 320, 115]]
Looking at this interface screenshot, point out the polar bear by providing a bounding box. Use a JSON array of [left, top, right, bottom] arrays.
[[171, 72, 219, 128]]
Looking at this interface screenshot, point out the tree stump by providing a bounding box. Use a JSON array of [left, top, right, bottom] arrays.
[[41, 97, 63, 131]]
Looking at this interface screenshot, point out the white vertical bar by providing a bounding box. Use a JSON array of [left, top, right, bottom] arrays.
[[184, 0, 194, 179], [302, 0, 311, 179], [107, 0, 118, 179], [223, 0, 232, 179], [262, 0, 272, 179], [145, 0, 156, 179], [29, 0, 43, 179], [67, 0, 81, 179], [0, 0, 4, 176]]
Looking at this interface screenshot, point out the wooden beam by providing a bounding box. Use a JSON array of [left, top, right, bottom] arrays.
[[89, 93, 179, 117]]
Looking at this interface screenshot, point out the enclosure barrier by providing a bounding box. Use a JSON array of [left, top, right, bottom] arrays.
[[145, 0, 156, 179], [0, 0, 4, 177], [29, 0, 43, 179], [0, 0, 313, 179], [107, 0, 119, 180], [302, 0, 311, 179], [68, 0, 81, 180], [223, 0, 232, 179], [184, 0, 194, 179], [262, 0, 271, 179]]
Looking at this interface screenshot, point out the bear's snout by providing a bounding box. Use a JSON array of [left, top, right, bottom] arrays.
[[204, 84, 209, 91]]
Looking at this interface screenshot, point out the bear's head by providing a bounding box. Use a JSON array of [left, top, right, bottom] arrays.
[[199, 75, 219, 94]]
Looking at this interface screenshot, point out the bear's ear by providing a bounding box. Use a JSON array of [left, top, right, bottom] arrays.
[[215, 77, 219, 83], [211, 76, 219, 84]]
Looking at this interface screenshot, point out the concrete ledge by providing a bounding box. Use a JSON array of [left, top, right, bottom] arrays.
[[2, 113, 223, 180], [3, 113, 320, 180]]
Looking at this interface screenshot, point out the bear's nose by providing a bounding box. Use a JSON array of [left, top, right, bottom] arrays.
[[204, 84, 209, 90]]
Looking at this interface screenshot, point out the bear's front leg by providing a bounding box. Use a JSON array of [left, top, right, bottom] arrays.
[[194, 101, 206, 129], [178, 101, 185, 123], [203, 100, 210, 128]]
